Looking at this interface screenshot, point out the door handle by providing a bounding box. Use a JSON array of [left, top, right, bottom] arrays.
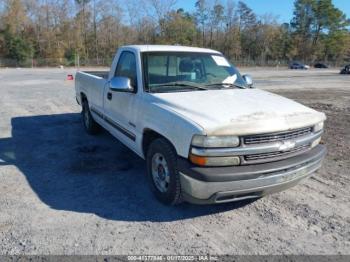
[[107, 92, 112, 100]]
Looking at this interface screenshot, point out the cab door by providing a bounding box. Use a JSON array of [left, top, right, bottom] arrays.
[[103, 51, 139, 148]]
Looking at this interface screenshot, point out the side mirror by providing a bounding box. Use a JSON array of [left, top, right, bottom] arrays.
[[243, 74, 254, 88], [109, 76, 134, 92]]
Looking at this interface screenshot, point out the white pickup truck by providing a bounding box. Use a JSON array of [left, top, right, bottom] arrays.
[[75, 45, 326, 205]]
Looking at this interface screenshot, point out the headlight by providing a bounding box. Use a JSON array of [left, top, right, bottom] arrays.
[[314, 122, 324, 132], [191, 135, 240, 148], [189, 154, 240, 167]]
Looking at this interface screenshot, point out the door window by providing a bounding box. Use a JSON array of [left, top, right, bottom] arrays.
[[115, 51, 137, 88]]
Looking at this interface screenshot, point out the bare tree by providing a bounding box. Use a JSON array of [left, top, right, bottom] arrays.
[[195, 0, 208, 46], [147, 0, 177, 36]]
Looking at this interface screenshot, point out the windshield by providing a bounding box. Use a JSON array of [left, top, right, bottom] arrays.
[[142, 52, 247, 93]]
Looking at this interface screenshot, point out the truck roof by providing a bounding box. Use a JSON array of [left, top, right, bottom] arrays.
[[121, 45, 222, 54]]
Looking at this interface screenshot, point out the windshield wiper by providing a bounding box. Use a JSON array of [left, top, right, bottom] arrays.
[[205, 83, 246, 89], [151, 81, 210, 92]]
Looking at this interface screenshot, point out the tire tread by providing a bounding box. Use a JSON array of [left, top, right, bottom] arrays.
[[147, 138, 183, 205]]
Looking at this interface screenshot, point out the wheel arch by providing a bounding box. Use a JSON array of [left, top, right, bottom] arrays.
[[80, 92, 88, 103], [142, 128, 177, 158]]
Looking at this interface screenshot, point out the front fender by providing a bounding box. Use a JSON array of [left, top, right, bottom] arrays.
[[141, 102, 204, 158]]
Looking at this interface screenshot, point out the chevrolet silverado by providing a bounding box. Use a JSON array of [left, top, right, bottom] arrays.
[[75, 45, 326, 205]]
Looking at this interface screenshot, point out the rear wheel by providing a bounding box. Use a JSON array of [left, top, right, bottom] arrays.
[[146, 138, 182, 205], [82, 100, 100, 135]]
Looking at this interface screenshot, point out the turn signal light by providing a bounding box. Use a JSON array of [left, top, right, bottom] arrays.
[[189, 153, 240, 167], [189, 154, 207, 166]]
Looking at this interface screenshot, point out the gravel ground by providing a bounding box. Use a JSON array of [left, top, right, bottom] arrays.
[[0, 67, 349, 255]]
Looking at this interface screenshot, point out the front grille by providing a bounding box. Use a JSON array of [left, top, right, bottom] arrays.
[[244, 144, 310, 163], [243, 127, 313, 145]]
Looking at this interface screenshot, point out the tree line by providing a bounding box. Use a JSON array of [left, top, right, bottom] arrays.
[[0, 0, 349, 67]]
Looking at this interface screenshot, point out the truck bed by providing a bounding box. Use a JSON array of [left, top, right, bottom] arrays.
[[75, 70, 109, 108], [81, 71, 109, 79]]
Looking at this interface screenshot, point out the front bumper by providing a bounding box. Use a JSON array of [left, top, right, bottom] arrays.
[[178, 145, 326, 204]]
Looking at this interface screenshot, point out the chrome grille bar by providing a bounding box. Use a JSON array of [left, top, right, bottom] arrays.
[[244, 144, 310, 164], [243, 127, 313, 145]]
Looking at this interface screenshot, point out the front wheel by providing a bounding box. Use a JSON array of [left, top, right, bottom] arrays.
[[146, 138, 182, 205]]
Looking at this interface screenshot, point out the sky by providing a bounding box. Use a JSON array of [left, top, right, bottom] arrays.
[[175, 0, 350, 23]]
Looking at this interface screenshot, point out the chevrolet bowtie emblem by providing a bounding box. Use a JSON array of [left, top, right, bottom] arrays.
[[279, 141, 296, 152]]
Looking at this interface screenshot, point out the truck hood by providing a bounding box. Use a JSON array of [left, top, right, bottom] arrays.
[[151, 89, 326, 135]]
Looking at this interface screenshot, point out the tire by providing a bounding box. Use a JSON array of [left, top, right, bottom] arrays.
[[82, 100, 100, 135], [146, 138, 182, 205]]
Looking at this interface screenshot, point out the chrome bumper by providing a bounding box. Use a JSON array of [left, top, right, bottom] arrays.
[[179, 145, 326, 204]]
